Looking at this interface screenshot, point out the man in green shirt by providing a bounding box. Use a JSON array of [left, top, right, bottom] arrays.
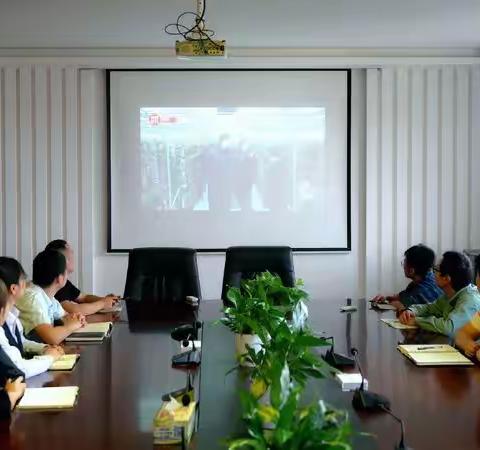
[[399, 251, 480, 338]]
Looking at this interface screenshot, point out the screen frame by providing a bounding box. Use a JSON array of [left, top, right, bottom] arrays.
[[106, 68, 352, 253]]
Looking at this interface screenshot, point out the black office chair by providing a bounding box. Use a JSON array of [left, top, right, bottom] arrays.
[[123, 248, 201, 310], [221, 246, 295, 305]]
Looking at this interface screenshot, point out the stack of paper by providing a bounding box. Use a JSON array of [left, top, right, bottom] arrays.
[[397, 344, 474, 366], [65, 322, 112, 342], [381, 318, 418, 330], [17, 386, 79, 410], [49, 354, 80, 371]]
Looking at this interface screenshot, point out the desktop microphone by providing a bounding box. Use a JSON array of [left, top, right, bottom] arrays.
[[323, 336, 355, 368], [350, 347, 391, 412], [380, 406, 414, 450]]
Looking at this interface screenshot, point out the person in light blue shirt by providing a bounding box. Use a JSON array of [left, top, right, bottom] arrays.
[[16, 250, 85, 345], [399, 251, 480, 337]]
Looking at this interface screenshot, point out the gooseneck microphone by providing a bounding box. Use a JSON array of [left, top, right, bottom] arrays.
[[380, 406, 414, 450], [350, 347, 391, 411]]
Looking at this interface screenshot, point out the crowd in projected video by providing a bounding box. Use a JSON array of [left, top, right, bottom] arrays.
[[140, 107, 327, 213]]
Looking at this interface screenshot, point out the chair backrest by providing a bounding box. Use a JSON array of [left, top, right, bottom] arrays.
[[221, 246, 295, 304], [123, 248, 201, 306]]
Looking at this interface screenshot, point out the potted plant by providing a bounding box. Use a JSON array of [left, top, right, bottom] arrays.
[[246, 321, 333, 397], [228, 367, 352, 449], [218, 283, 284, 366]]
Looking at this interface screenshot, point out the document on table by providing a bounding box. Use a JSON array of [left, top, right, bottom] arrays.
[[17, 386, 79, 410], [65, 322, 112, 342], [48, 354, 80, 371], [397, 344, 474, 366], [381, 318, 418, 330]]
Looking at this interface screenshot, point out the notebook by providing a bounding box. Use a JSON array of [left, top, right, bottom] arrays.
[[65, 322, 113, 342], [397, 344, 474, 366], [17, 386, 79, 410], [381, 318, 418, 330], [49, 354, 80, 371]]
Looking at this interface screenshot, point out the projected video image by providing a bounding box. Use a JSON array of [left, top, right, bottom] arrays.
[[140, 107, 326, 212]]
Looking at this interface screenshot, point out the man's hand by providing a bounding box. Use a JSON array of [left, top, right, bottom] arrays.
[[63, 313, 85, 331], [42, 345, 64, 360], [399, 310, 416, 326], [371, 295, 386, 304], [102, 296, 118, 309], [5, 377, 26, 410]]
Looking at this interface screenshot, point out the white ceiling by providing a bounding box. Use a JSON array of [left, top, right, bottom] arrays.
[[0, 0, 479, 49]]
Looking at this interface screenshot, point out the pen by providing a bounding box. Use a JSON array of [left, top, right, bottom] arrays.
[[416, 346, 438, 351]]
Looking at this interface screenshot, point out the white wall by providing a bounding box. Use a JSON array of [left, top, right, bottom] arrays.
[[365, 66, 480, 297], [91, 69, 367, 300], [2, 64, 480, 301], [0, 65, 93, 290]]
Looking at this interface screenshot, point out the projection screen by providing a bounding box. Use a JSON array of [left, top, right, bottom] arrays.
[[107, 69, 351, 252]]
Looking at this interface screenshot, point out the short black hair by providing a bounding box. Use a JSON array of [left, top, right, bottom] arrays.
[[45, 239, 68, 252], [439, 251, 473, 292], [0, 257, 27, 289], [32, 250, 67, 288], [404, 244, 436, 278], [475, 254, 480, 279], [0, 279, 9, 314]]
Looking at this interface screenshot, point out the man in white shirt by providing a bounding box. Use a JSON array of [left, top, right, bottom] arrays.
[[16, 251, 85, 345], [0, 257, 64, 377]]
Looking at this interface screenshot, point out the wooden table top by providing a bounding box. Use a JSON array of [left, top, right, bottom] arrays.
[[1, 298, 479, 450]]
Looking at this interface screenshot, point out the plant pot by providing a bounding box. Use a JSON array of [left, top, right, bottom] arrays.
[[235, 333, 262, 367]]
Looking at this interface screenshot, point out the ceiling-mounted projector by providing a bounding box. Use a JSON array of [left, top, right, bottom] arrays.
[[175, 39, 226, 57], [166, 0, 227, 58]]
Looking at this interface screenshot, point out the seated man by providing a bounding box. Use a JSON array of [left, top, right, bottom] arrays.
[[372, 244, 442, 309], [45, 240, 118, 315], [399, 251, 480, 337], [455, 254, 480, 358], [0, 257, 64, 378], [16, 250, 85, 345]]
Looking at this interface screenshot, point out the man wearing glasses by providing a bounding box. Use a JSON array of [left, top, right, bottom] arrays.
[[399, 251, 480, 338], [372, 244, 442, 309]]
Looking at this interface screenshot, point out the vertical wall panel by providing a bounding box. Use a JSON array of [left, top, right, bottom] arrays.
[[4, 67, 18, 258], [34, 66, 49, 255], [455, 66, 470, 250], [439, 66, 455, 251], [65, 67, 79, 284], [0, 64, 92, 291], [410, 67, 424, 244], [19, 66, 34, 273], [50, 66, 64, 241], [366, 65, 480, 295], [80, 70, 95, 292], [379, 68, 395, 292], [365, 69, 381, 294], [0, 69, 3, 255], [470, 67, 480, 250], [395, 67, 409, 287]]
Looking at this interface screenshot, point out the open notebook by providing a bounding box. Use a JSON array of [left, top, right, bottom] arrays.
[[381, 318, 418, 330], [18, 386, 79, 410], [397, 344, 474, 366], [49, 354, 80, 371], [65, 322, 113, 342]]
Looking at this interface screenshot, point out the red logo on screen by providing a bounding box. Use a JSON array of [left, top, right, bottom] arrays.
[[148, 113, 178, 126]]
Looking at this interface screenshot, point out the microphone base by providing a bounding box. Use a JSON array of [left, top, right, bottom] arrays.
[[323, 349, 355, 368], [395, 446, 414, 450], [171, 349, 201, 369], [352, 389, 391, 412]]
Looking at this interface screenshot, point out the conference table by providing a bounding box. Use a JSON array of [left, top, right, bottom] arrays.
[[1, 298, 480, 450]]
